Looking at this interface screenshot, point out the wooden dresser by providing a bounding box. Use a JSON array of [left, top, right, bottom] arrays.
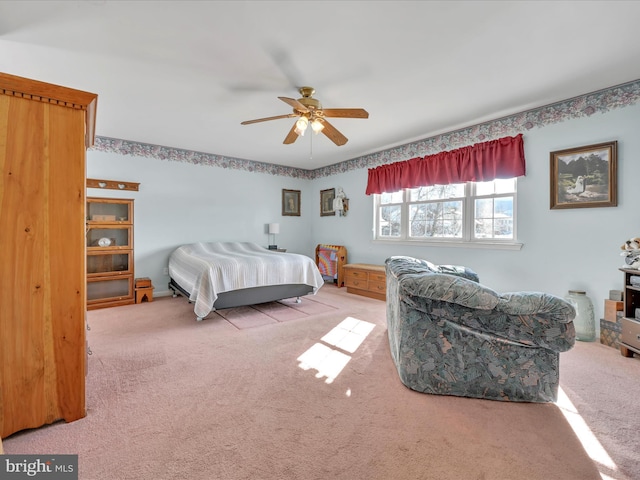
[[344, 264, 386, 301]]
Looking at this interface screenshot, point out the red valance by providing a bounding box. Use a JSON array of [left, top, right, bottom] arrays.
[[365, 134, 525, 195]]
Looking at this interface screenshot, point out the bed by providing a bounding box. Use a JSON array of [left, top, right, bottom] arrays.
[[168, 242, 325, 321]]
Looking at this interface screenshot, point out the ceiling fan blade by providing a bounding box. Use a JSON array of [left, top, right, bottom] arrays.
[[283, 123, 299, 144], [278, 96, 309, 113], [320, 119, 348, 146], [241, 113, 297, 125], [266, 46, 305, 89], [322, 108, 369, 119]]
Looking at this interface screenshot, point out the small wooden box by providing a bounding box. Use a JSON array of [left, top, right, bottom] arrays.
[[609, 290, 623, 301], [135, 277, 154, 304], [604, 299, 623, 322], [135, 277, 153, 288], [600, 318, 621, 348]]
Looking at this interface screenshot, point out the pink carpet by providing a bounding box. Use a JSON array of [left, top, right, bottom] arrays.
[[3, 285, 639, 480], [214, 296, 337, 329]]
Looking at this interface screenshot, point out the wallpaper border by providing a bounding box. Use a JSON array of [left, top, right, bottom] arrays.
[[92, 79, 640, 180]]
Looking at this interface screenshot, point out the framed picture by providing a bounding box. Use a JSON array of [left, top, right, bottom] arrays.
[[320, 188, 335, 216], [282, 189, 301, 216], [550, 141, 617, 209]]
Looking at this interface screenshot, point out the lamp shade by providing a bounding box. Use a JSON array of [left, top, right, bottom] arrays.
[[268, 223, 280, 234], [295, 116, 308, 130], [311, 119, 324, 134]]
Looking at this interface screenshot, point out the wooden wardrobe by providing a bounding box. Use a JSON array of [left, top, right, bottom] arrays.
[[0, 73, 97, 439]]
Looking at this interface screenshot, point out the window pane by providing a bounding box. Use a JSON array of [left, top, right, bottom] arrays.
[[475, 181, 494, 196], [474, 197, 514, 239], [409, 201, 462, 238], [379, 205, 401, 237], [374, 178, 516, 243], [494, 197, 514, 238], [474, 198, 494, 238], [380, 191, 403, 204], [409, 184, 464, 201], [494, 178, 516, 194], [476, 178, 516, 196]]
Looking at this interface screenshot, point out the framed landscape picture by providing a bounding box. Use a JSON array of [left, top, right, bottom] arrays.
[[282, 189, 301, 216], [550, 141, 617, 209], [320, 188, 335, 216]]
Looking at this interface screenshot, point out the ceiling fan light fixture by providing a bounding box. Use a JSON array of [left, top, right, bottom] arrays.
[[311, 119, 324, 134], [241, 86, 368, 146], [295, 116, 309, 135]]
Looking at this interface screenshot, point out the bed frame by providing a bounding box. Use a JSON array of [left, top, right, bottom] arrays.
[[168, 278, 314, 321]]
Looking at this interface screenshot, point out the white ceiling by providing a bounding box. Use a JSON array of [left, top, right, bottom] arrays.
[[2, 1, 640, 170]]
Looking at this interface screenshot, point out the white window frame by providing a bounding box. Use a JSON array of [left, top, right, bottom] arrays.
[[372, 179, 523, 250]]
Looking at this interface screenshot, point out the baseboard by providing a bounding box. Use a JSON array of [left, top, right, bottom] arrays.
[[154, 289, 175, 298]]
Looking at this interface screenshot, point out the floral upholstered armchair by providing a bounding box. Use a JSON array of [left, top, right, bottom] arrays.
[[385, 256, 576, 403]]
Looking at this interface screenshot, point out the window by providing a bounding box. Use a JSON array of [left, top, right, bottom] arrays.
[[374, 178, 517, 245]]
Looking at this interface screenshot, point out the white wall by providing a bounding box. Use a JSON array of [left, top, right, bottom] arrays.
[[88, 100, 640, 324], [87, 154, 310, 295]]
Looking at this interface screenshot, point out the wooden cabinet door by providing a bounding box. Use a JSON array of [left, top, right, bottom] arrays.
[[0, 75, 96, 439]]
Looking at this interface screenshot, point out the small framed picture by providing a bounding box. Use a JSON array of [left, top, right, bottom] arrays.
[[320, 188, 335, 216], [282, 189, 301, 216], [550, 141, 617, 209]]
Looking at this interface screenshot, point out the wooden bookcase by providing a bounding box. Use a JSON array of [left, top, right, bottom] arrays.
[[86, 197, 135, 309], [0, 72, 97, 439]]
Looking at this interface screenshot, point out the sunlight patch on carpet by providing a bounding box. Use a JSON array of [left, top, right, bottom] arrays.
[[297, 343, 351, 384], [297, 317, 375, 384], [557, 387, 618, 478], [321, 316, 376, 353]]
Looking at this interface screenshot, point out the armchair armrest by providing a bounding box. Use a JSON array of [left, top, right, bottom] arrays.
[[466, 293, 576, 352], [490, 292, 577, 351], [496, 292, 576, 323]]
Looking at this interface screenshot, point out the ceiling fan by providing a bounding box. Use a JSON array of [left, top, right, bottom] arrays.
[[240, 87, 369, 146]]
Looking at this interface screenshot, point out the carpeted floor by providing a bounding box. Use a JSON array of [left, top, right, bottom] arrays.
[[213, 295, 339, 329], [3, 284, 639, 480]]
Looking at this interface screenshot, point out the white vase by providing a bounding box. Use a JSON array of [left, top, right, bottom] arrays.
[[565, 290, 596, 342]]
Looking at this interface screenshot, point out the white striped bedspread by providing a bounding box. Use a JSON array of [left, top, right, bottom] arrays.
[[168, 242, 324, 318]]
